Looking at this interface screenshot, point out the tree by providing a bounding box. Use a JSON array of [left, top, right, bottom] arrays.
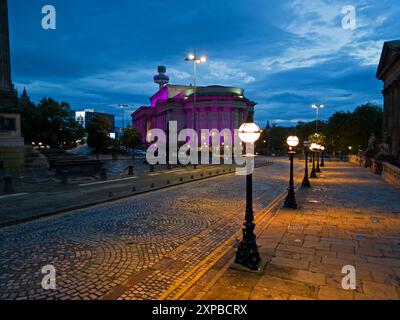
[[326, 103, 383, 154], [122, 125, 141, 152], [20, 94, 40, 145], [20, 97, 85, 148], [86, 115, 112, 156], [264, 126, 292, 155], [308, 132, 326, 145], [350, 103, 383, 151]]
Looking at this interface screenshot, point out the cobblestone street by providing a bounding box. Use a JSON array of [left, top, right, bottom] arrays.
[[0, 159, 296, 300], [183, 163, 400, 300]]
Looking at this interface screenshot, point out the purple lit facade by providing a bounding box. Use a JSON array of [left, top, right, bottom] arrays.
[[131, 84, 257, 145]]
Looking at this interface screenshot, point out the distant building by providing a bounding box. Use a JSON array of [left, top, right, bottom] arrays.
[[131, 67, 257, 145], [75, 109, 116, 135], [376, 40, 400, 157]]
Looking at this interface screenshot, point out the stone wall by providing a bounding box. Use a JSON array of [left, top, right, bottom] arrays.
[[382, 162, 400, 187], [348, 155, 362, 166]]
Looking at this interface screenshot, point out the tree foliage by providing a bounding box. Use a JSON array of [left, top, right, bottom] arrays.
[[122, 125, 142, 150], [86, 115, 112, 154], [20, 97, 85, 148], [260, 103, 383, 155]]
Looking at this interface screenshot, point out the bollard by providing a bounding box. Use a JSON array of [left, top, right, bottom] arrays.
[[132, 186, 136, 192], [151, 183, 155, 188], [209, 172, 212, 175], [150, 164, 154, 172], [60, 170, 69, 185], [166, 180, 170, 185], [4, 176, 15, 194], [191, 175, 194, 179], [128, 166, 134, 176], [100, 168, 108, 181], [108, 192, 114, 198], [180, 177, 183, 182]]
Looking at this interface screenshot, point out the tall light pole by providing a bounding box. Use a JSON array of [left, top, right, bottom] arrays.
[[185, 53, 207, 106], [185, 53, 206, 168], [311, 104, 324, 133], [118, 104, 129, 130], [118, 104, 129, 150]]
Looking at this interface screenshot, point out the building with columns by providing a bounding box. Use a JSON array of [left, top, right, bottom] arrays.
[[377, 40, 400, 158], [131, 67, 256, 146]]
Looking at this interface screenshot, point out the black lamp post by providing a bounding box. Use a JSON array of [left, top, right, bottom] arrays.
[[284, 136, 299, 209], [320, 146, 325, 167], [316, 145, 321, 173], [310, 144, 318, 179], [302, 140, 311, 188], [234, 112, 261, 271]]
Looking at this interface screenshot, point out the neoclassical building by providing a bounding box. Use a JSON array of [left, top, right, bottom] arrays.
[[377, 40, 400, 157], [131, 67, 256, 145]]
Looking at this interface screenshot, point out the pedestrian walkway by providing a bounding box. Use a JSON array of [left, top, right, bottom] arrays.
[[182, 163, 400, 300]]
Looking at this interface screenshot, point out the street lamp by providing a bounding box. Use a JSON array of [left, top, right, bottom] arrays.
[[185, 53, 207, 106], [118, 104, 130, 152], [235, 112, 261, 271], [118, 104, 129, 130], [284, 136, 299, 209], [302, 140, 311, 188], [311, 104, 324, 133], [320, 146, 325, 167], [310, 143, 318, 179], [315, 144, 321, 173], [185, 53, 206, 168]]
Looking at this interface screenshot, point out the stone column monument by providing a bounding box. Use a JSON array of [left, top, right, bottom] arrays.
[[0, 0, 27, 168]]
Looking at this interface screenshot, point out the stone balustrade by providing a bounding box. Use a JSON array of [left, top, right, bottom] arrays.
[[382, 162, 400, 187], [348, 155, 362, 166]]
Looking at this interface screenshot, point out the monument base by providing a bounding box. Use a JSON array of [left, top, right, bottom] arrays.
[[0, 145, 49, 169]]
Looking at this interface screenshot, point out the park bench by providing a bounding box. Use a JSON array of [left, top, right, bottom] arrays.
[[54, 159, 104, 177]]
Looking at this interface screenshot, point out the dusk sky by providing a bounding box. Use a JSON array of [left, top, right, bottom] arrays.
[[8, 0, 400, 127]]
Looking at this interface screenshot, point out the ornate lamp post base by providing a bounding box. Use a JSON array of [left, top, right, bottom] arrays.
[[235, 221, 261, 270], [302, 176, 311, 188], [284, 186, 298, 209]]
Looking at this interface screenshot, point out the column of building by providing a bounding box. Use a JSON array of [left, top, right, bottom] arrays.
[[394, 80, 400, 156]]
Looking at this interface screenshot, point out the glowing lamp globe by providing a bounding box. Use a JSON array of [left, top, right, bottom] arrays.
[[286, 136, 299, 147], [321, 146, 325, 151], [238, 122, 261, 143], [310, 143, 318, 150]]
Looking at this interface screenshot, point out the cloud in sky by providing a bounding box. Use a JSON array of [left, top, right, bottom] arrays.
[[8, 0, 400, 127]]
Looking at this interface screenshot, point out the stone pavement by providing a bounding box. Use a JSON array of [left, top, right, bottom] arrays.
[[0, 158, 272, 227], [0, 158, 298, 300], [182, 163, 400, 300]]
